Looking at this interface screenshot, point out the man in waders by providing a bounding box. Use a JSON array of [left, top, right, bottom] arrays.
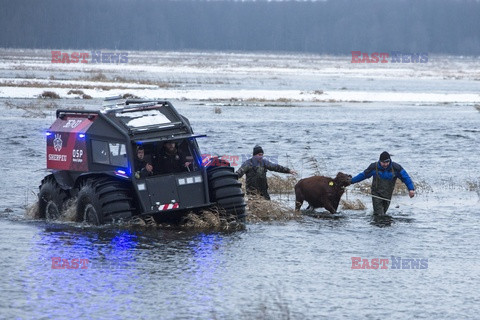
[[236, 145, 297, 200], [350, 151, 415, 215]]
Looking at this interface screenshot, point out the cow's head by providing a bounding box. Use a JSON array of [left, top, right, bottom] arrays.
[[334, 172, 352, 187]]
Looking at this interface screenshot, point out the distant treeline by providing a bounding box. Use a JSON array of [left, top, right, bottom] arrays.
[[1, 0, 479, 55]]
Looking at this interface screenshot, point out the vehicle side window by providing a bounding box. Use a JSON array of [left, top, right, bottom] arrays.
[[91, 140, 127, 167], [178, 140, 195, 170], [92, 140, 109, 164], [109, 143, 127, 167]]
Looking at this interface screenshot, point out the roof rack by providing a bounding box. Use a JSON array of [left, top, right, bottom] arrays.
[[56, 109, 98, 119], [101, 101, 165, 114], [125, 99, 168, 105], [104, 95, 123, 102]]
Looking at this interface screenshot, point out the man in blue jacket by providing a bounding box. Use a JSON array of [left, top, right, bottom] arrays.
[[350, 151, 415, 215]]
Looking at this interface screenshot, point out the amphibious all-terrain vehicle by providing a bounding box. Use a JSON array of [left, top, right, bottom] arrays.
[[38, 98, 246, 224]]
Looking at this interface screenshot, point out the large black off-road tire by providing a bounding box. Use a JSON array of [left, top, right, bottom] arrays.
[[207, 164, 246, 222], [38, 175, 69, 220], [76, 177, 134, 225]]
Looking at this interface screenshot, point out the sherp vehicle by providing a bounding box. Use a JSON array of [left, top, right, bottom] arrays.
[[38, 98, 246, 224]]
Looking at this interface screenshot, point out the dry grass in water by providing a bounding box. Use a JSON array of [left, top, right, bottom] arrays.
[[127, 215, 159, 227], [81, 72, 174, 88], [247, 194, 299, 222], [407, 179, 433, 194], [67, 89, 92, 99], [0, 79, 125, 91], [39, 91, 60, 99], [350, 180, 371, 194], [393, 179, 432, 194], [267, 174, 297, 195], [112, 75, 174, 88], [67, 89, 84, 95], [391, 179, 414, 195], [181, 209, 223, 229], [466, 179, 480, 191], [214, 106, 222, 114], [24, 198, 79, 221], [466, 179, 480, 198], [122, 93, 140, 99], [341, 199, 366, 210], [89, 72, 108, 82], [24, 198, 243, 230], [126, 207, 243, 230], [4, 100, 55, 117], [25, 201, 40, 219], [135, 79, 173, 88], [181, 207, 245, 230], [305, 156, 324, 176]]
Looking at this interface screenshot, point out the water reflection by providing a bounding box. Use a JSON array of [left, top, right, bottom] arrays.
[[186, 233, 225, 316], [25, 225, 140, 319], [25, 224, 242, 319]]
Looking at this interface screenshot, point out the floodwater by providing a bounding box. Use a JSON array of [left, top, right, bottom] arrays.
[[1, 51, 480, 319]]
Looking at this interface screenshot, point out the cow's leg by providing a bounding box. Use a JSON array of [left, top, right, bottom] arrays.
[[324, 202, 337, 214], [332, 198, 341, 212], [295, 199, 303, 211], [294, 190, 304, 211]]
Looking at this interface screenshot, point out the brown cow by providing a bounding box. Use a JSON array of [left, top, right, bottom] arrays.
[[294, 172, 352, 213]]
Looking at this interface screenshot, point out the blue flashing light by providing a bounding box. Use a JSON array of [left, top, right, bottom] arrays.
[[78, 133, 86, 139], [195, 153, 203, 168], [45, 131, 52, 136], [115, 169, 129, 178]]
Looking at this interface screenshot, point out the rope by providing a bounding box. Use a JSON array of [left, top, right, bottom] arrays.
[[369, 194, 392, 202]]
